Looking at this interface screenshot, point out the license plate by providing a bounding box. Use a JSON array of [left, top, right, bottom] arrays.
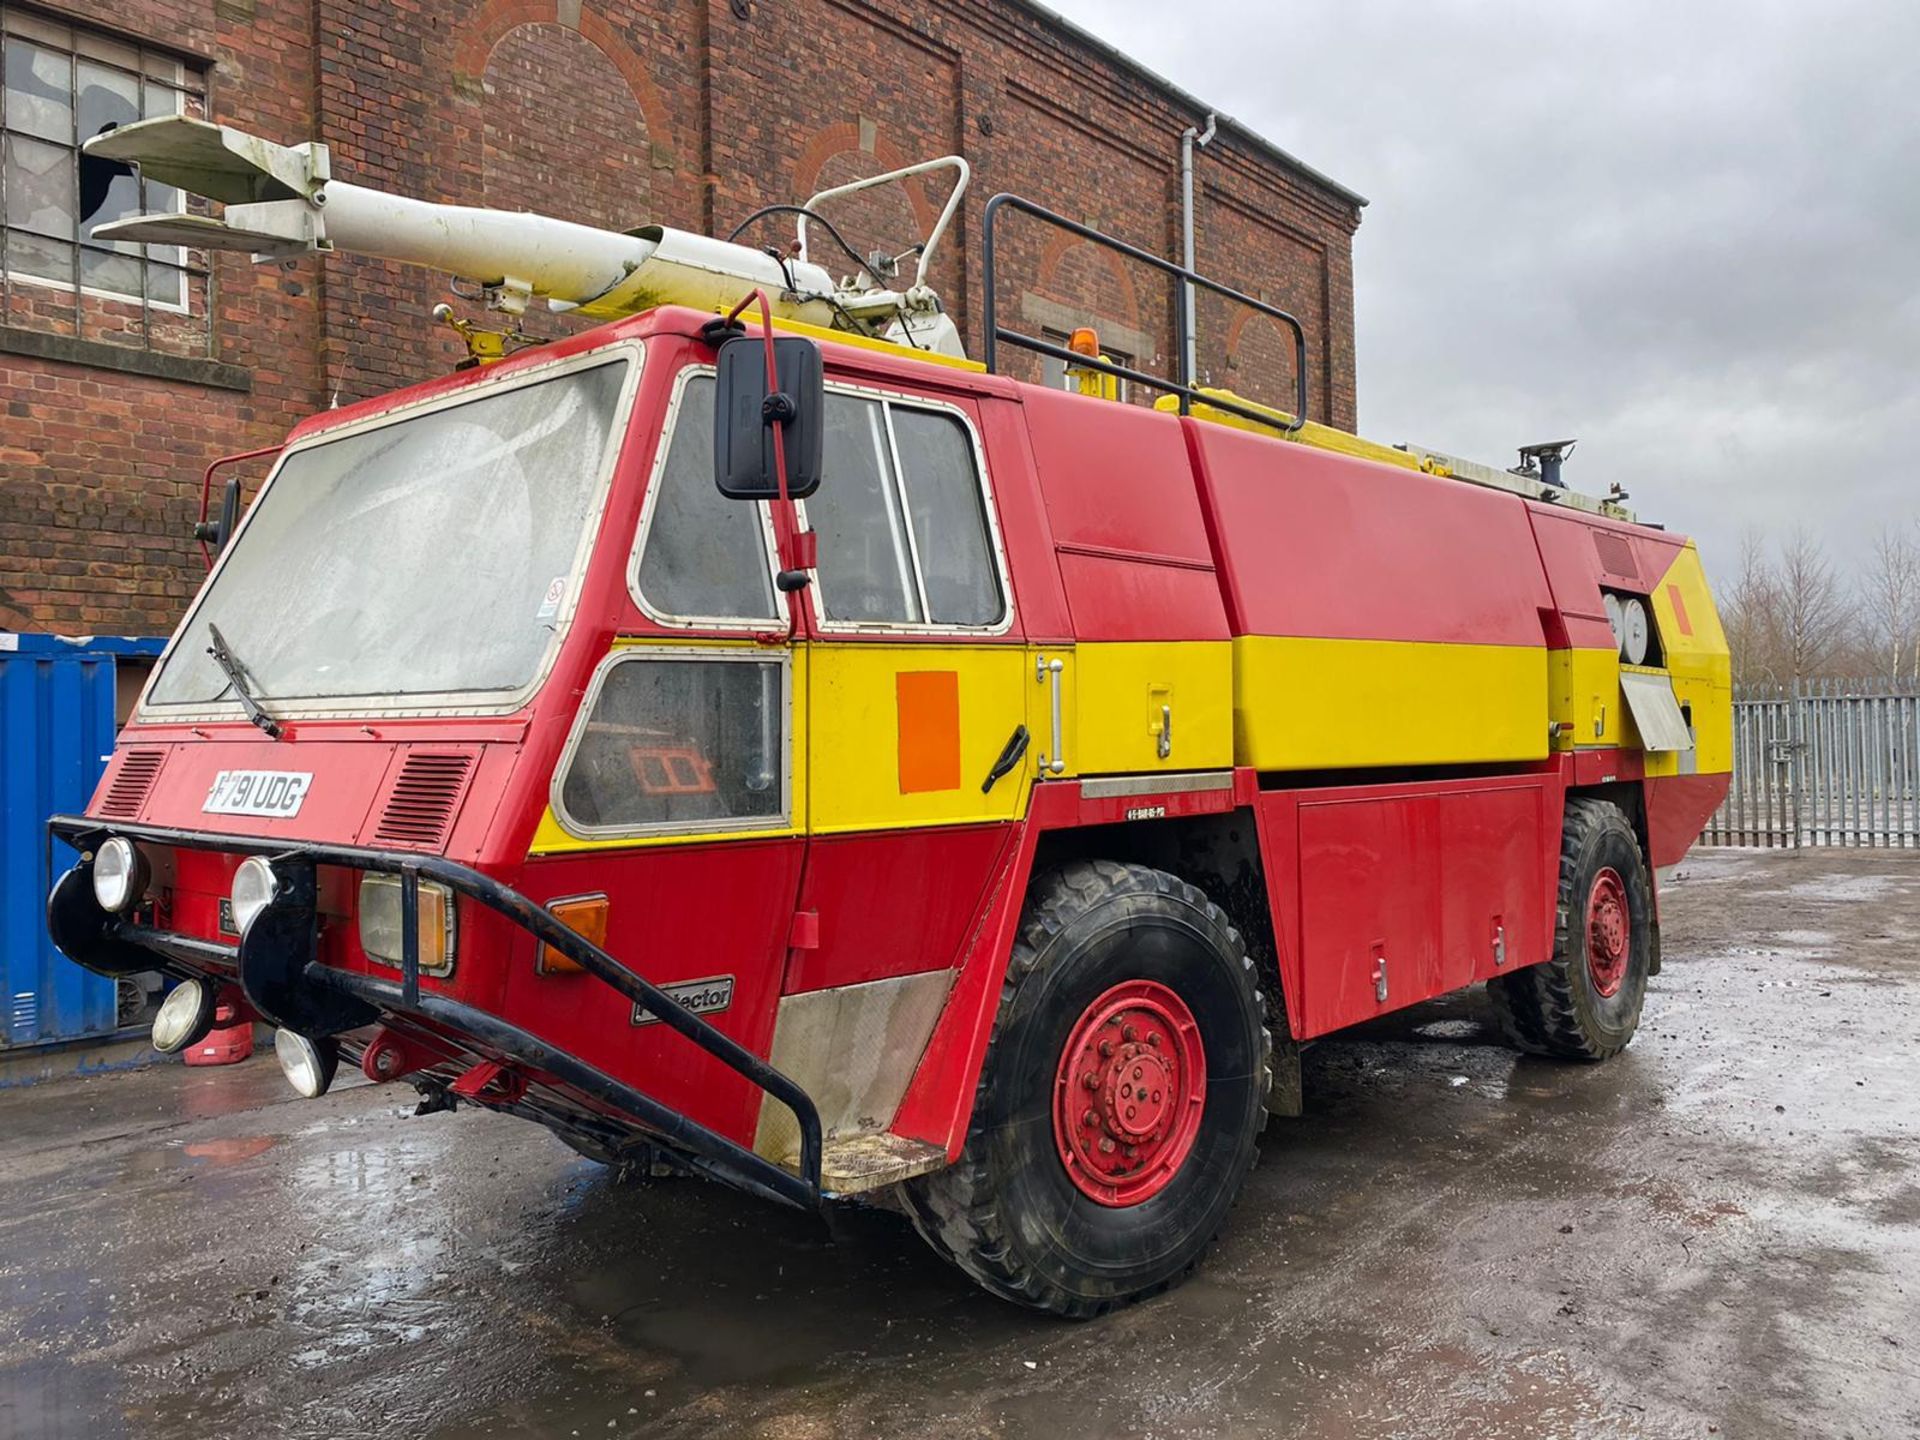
[[631, 975, 735, 1027], [203, 769, 313, 818], [217, 897, 238, 937]]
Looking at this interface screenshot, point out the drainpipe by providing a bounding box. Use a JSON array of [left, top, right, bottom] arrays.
[[1180, 112, 1217, 389]]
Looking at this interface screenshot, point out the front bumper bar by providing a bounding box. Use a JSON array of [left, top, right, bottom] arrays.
[[47, 814, 824, 1210]]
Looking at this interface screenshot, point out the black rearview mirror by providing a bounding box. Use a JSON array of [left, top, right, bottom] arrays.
[[193, 475, 244, 552], [714, 334, 824, 501]]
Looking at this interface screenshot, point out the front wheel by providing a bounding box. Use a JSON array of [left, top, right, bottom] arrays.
[[1489, 797, 1654, 1060], [904, 861, 1270, 1318]]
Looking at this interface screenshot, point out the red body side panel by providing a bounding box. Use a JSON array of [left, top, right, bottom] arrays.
[[1527, 505, 1685, 651], [1254, 769, 1563, 1041], [1188, 422, 1555, 645], [786, 826, 1014, 994], [500, 841, 803, 1147], [1021, 387, 1230, 643], [1646, 772, 1733, 868]]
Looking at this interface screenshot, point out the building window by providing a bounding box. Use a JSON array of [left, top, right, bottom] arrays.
[[1, 7, 207, 343]]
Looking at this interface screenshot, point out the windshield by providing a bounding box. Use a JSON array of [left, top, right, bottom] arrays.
[[148, 358, 630, 710]]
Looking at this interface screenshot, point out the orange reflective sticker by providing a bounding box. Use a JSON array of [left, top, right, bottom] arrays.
[[1666, 583, 1694, 637], [896, 670, 962, 793]]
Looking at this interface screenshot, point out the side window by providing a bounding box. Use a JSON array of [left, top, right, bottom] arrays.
[[558, 654, 786, 835], [806, 394, 1005, 628], [892, 408, 1001, 626], [634, 374, 778, 623]]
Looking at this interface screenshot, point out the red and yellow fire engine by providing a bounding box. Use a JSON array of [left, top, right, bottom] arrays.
[[49, 118, 1729, 1316]]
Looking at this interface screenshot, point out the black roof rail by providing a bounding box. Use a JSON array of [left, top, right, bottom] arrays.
[[980, 192, 1308, 436]]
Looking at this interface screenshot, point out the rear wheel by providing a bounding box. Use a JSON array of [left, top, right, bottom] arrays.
[[1489, 797, 1653, 1060], [904, 860, 1269, 1318]]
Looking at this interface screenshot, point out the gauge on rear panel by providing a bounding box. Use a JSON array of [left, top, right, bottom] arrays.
[[1603, 592, 1624, 654], [1622, 596, 1650, 666]]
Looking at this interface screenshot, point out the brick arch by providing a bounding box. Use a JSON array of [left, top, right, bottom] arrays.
[[453, 0, 669, 146], [1035, 230, 1143, 334], [791, 123, 939, 236], [1220, 306, 1309, 417]]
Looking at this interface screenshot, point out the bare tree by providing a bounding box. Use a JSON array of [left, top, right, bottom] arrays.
[[1774, 529, 1849, 682], [1722, 528, 1784, 686], [1859, 525, 1920, 683]]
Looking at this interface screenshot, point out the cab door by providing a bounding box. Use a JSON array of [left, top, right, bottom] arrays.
[[523, 364, 803, 1143], [789, 384, 1032, 997]]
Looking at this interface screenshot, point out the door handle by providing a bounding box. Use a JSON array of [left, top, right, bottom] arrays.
[[1035, 655, 1066, 774], [981, 724, 1030, 793]]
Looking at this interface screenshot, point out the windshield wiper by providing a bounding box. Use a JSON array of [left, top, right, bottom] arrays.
[[206, 622, 284, 740]]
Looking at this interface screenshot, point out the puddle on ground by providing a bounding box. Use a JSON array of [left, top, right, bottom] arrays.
[[183, 1136, 278, 1164]]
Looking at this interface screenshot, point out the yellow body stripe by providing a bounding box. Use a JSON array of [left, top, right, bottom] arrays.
[[531, 539, 1731, 857], [1233, 636, 1549, 771]]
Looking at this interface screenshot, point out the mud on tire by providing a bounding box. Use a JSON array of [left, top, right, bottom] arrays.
[[903, 860, 1270, 1318], [1489, 797, 1654, 1061]]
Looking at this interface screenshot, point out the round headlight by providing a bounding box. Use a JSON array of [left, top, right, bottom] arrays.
[[92, 837, 149, 914], [274, 1029, 339, 1099], [152, 978, 216, 1054], [1622, 597, 1650, 666], [230, 856, 279, 938], [1602, 592, 1625, 654]]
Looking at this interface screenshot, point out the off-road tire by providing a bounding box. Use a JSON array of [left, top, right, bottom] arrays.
[[1489, 797, 1653, 1060], [903, 860, 1270, 1318]]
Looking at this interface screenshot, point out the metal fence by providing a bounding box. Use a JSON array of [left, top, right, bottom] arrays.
[[1705, 679, 1920, 849]]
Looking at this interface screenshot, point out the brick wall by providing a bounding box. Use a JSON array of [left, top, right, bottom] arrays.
[[0, 0, 1362, 636]]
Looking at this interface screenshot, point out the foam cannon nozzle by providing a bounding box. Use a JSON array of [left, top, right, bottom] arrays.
[[83, 115, 836, 323]]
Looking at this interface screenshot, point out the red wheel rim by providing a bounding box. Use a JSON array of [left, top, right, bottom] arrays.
[[1586, 867, 1631, 998], [1052, 979, 1207, 1207]]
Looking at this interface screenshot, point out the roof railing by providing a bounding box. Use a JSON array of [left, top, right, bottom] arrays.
[[980, 192, 1309, 435]]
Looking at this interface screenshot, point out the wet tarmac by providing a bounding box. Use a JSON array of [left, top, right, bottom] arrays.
[[2, 847, 1916, 1439]]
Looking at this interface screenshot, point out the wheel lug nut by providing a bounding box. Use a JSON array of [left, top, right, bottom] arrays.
[[1123, 1024, 1137, 1042], [1084, 1072, 1099, 1090], [1083, 1109, 1098, 1127], [1098, 1138, 1115, 1154], [1148, 1032, 1161, 1047], [1099, 1040, 1114, 1058]]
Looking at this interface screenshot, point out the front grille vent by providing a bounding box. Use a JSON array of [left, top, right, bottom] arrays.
[[98, 749, 165, 819], [371, 751, 476, 851], [1593, 530, 1639, 582]]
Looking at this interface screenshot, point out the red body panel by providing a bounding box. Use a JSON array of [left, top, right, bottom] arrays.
[[1023, 388, 1231, 643], [786, 826, 1013, 993], [1189, 421, 1556, 645], [1255, 769, 1561, 1040], [1646, 771, 1733, 868]]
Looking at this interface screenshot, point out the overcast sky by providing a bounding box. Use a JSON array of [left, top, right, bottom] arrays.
[[1046, 0, 1919, 576]]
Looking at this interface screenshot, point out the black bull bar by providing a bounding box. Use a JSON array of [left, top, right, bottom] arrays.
[[46, 815, 824, 1210]]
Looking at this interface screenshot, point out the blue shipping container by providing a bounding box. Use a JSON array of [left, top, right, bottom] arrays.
[[1, 633, 167, 1047]]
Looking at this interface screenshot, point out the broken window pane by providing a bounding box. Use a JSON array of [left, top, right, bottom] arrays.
[[5, 41, 70, 144]]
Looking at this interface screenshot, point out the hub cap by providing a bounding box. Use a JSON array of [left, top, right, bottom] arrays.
[[1586, 867, 1631, 998], [1053, 979, 1206, 1206]]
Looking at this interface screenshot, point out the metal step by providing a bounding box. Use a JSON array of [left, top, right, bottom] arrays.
[[809, 1132, 948, 1196]]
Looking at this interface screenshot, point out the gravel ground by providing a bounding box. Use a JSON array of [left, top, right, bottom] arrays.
[[1, 846, 1915, 1439]]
